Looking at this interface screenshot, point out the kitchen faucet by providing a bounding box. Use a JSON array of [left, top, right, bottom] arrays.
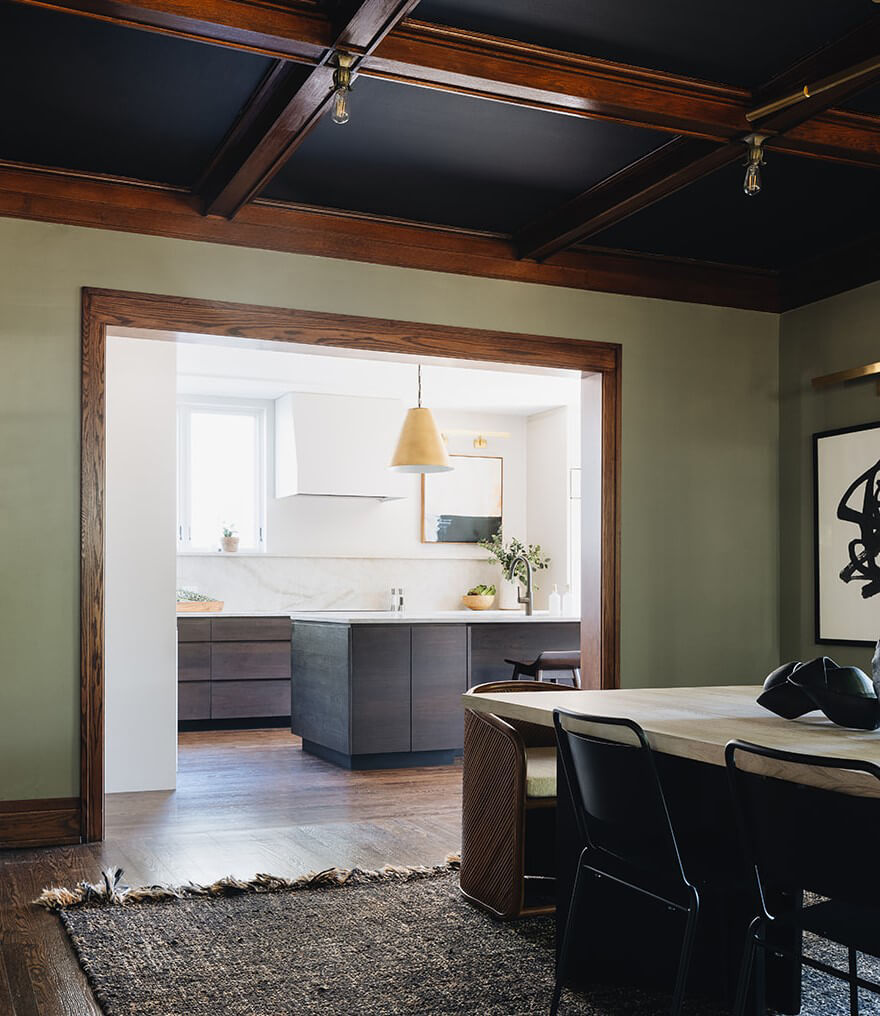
[[507, 554, 534, 616]]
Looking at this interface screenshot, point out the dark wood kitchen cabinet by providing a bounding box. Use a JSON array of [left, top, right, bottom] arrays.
[[411, 626, 468, 752], [177, 616, 291, 728], [292, 619, 570, 768]]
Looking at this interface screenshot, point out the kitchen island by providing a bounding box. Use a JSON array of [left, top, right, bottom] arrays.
[[291, 611, 580, 769]]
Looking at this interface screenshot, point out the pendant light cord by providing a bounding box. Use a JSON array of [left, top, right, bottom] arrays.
[[418, 364, 422, 408]]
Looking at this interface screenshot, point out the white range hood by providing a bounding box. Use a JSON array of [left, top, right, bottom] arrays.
[[275, 392, 408, 500]]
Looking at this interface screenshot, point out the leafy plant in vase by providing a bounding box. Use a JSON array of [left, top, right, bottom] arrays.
[[221, 524, 239, 553], [478, 529, 550, 610]]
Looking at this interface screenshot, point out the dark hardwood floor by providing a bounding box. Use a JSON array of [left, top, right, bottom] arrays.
[[0, 730, 462, 1015]]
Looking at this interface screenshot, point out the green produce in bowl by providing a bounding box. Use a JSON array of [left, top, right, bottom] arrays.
[[467, 584, 496, 597]]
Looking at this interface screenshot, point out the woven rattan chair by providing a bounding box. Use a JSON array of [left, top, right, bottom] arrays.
[[460, 680, 570, 919]]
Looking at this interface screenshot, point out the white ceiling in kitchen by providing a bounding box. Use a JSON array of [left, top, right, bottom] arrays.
[[170, 336, 582, 416]]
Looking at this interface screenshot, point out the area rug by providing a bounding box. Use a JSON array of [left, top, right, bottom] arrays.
[[38, 863, 879, 1015]]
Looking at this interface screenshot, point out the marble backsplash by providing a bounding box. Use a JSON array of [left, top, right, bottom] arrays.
[[176, 555, 500, 613]]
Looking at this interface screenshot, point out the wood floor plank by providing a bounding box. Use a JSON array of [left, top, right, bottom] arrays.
[[1, 730, 462, 1015]]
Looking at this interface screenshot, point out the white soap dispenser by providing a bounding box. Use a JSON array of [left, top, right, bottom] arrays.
[[548, 583, 562, 617], [562, 584, 575, 617]]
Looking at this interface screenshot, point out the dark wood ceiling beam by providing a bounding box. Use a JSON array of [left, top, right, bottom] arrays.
[[515, 138, 742, 261], [0, 161, 781, 311], [9, 0, 331, 61], [365, 23, 747, 140], [198, 0, 420, 218], [747, 15, 880, 142], [10, 1, 880, 167], [517, 17, 880, 263]]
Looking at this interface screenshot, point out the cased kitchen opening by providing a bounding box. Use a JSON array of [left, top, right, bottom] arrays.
[[102, 325, 595, 838]]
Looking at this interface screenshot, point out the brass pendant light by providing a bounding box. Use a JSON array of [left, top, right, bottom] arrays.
[[389, 365, 452, 473]]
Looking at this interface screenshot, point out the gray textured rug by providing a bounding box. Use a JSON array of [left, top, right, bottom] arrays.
[[39, 865, 879, 1015]]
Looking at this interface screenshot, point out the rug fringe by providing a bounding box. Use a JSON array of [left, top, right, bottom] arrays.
[[35, 854, 461, 911]]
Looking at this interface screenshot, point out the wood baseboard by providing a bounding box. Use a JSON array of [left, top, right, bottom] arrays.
[[0, 798, 81, 849]]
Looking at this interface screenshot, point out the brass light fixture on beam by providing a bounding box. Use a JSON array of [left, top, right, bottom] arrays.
[[743, 133, 767, 196], [390, 365, 453, 473], [331, 53, 354, 125]]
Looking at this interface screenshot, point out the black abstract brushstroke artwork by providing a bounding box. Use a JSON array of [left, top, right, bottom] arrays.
[[837, 455, 880, 599]]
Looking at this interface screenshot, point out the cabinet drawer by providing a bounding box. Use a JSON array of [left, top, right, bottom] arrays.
[[211, 680, 290, 719], [177, 618, 211, 642], [178, 642, 210, 682], [211, 641, 291, 681], [211, 617, 290, 641], [178, 681, 210, 721]]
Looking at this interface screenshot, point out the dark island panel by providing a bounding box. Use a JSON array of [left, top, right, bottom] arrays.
[[291, 621, 351, 755], [469, 622, 580, 686], [411, 625, 468, 752]]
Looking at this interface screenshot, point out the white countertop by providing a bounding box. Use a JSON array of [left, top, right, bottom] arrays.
[[177, 609, 579, 623], [290, 610, 580, 624]]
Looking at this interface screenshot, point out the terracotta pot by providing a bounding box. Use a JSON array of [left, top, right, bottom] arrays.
[[221, 535, 240, 553]]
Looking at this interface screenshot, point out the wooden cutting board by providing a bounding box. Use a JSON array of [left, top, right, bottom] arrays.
[[176, 600, 224, 613]]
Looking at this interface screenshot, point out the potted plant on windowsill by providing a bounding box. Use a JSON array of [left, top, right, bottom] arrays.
[[221, 524, 239, 553], [478, 529, 550, 610]]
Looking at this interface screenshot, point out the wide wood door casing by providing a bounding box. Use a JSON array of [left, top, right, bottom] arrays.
[[350, 626, 411, 755], [411, 625, 468, 751], [78, 289, 621, 843]]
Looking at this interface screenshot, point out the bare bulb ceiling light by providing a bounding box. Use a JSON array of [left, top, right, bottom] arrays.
[[331, 53, 353, 126], [389, 365, 453, 474], [743, 133, 766, 197]]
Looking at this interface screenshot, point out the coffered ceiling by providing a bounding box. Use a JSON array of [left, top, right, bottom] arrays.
[[1, 0, 878, 312]]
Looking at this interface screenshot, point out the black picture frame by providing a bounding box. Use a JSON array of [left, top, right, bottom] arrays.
[[814, 420, 880, 647]]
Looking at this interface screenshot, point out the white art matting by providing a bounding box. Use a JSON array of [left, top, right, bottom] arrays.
[[816, 422, 880, 644]]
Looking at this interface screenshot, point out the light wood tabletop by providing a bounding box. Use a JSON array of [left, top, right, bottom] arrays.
[[462, 685, 880, 799]]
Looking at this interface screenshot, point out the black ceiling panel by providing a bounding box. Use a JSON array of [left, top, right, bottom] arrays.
[[845, 83, 880, 115], [0, 3, 276, 186], [588, 155, 880, 271], [416, 0, 874, 88], [261, 77, 667, 233]]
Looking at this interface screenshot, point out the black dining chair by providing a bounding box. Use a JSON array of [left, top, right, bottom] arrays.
[[725, 739, 880, 1016], [551, 708, 701, 1016]]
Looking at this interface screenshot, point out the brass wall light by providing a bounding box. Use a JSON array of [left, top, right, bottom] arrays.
[[743, 133, 767, 197], [331, 53, 354, 125]]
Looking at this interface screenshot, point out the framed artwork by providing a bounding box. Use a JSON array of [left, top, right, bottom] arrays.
[[422, 454, 503, 544], [814, 421, 880, 645]]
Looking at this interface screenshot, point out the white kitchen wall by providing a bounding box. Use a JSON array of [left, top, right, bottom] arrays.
[[526, 407, 572, 610], [106, 336, 177, 793], [178, 405, 533, 609]]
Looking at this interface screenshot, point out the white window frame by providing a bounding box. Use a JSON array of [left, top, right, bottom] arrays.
[[177, 397, 268, 553]]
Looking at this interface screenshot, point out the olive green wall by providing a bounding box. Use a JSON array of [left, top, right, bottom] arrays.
[[779, 280, 880, 674], [0, 216, 779, 800]]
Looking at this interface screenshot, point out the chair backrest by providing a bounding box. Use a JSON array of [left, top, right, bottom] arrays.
[[553, 708, 690, 893], [725, 739, 880, 913], [468, 680, 571, 695]]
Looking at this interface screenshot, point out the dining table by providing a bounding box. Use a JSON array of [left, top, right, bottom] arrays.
[[462, 684, 880, 1014]]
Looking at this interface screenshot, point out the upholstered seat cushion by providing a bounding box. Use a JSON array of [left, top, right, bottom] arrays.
[[525, 746, 557, 798]]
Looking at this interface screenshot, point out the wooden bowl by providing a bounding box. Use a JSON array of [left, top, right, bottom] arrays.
[[461, 594, 495, 611]]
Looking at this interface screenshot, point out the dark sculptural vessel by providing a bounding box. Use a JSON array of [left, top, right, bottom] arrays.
[[757, 644, 880, 731]]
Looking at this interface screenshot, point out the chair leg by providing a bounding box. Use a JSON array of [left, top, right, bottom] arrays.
[[550, 857, 588, 1016], [670, 893, 699, 1016], [573, 668, 581, 689], [733, 918, 763, 1016], [849, 946, 859, 1016]]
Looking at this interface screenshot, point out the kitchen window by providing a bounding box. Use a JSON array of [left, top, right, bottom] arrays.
[[177, 399, 267, 552]]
